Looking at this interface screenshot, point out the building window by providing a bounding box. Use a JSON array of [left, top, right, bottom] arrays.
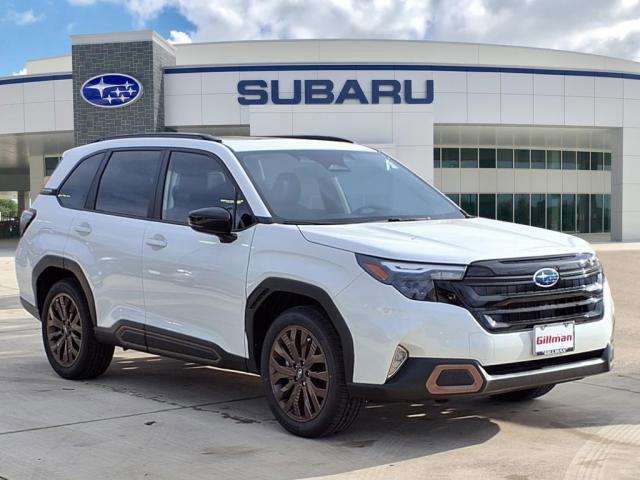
[[577, 151, 590, 170], [603, 153, 612, 171], [479, 148, 496, 168], [441, 148, 460, 168], [604, 194, 611, 232], [446, 193, 460, 205], [591, 152, 603, 171], [460, 193, 478, 215], [497, 194, 514, 221], [44, 156, 61, 176], [531, 150, 545, 169], [561, 194, 576, 232], [479, 194, 496, 219], [562, 151, 576, 170], [591, 194, 603, 232], [514, 194, 530, 225], [434, 148, 441, 168], [461, 148, 478, 168], [546, 194, 561, 231], [547, 150, 561, 169], [531, 193, 546, 228], [514, 149, 530, 169], [577, 194, 590, 233], [497, 149, 513, 168]]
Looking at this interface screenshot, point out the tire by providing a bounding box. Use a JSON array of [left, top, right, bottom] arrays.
[[260, 305, 364, 438], [491, 384, 555, 402], [41, 279, 114, 380]]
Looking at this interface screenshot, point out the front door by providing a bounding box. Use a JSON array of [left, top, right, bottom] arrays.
[[142, 150, 255, 361]]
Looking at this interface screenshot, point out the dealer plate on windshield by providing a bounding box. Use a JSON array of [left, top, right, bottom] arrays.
[[533, 322, 575, 356]]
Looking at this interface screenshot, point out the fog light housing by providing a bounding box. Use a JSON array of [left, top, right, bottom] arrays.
[[387, 345, 408, 380]]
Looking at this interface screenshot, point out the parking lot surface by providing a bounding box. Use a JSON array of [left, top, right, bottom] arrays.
[[0, 240, 639, 480]]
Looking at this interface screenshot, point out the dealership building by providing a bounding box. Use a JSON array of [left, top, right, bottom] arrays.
[[2, 30, 640, 240]]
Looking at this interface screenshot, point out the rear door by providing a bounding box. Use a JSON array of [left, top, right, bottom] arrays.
[[141, 149, 255, 361], [66, 149, 164, 329]]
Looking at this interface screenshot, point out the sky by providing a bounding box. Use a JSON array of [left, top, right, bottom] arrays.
[[2, 0, 640, 76]]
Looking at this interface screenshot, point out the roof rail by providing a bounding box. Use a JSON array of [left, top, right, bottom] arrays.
[[270, 135, 354, 143], [93, 132, 223, 143]]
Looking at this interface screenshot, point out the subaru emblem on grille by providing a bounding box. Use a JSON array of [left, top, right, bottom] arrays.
[[533, 268, 560, 288]]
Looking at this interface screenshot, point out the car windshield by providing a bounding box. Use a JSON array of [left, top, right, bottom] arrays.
[[235, 149, 465, 224]]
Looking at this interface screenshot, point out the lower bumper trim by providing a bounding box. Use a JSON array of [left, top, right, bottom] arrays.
[[347, 345, 612, 402]]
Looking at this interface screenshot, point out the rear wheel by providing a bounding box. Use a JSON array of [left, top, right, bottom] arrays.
[[261, 306, 364, 437], [491, 384, 555, 402], [42, 279, 114, 380]]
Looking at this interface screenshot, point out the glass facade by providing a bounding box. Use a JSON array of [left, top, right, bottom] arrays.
[[446, 192, 611, 233]]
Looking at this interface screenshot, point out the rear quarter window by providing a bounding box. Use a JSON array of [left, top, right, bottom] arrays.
[[57, 153, 104, 209]]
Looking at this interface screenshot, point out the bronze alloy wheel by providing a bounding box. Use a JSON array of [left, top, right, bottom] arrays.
[[46, 293, 82, 368], [269, 325, 329, 422]]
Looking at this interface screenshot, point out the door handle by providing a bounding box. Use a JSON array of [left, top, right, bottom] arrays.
[[145, 234, 167, 249], [74, 222, 92, 235]]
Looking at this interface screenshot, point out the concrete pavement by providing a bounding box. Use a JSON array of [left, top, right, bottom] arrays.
[[0, 240, 638, 479]]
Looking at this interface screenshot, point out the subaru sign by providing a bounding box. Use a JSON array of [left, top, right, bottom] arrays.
[[533, 268, 560, 288], [237, 79, 434, 105], [80, 73, 143, 108]]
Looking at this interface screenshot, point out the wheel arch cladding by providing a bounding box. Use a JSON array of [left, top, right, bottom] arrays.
[[245, 278, 355, 382], [33, 256, 97, 326]]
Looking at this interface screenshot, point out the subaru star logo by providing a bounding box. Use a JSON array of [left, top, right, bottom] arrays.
[[533, 268, 560, 288], [80, 73, 143, 108]]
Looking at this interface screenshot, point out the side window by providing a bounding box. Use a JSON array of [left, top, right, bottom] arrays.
[[95, 150, 162, 217], [57, 153, 103, 209], [162, 151, 253, 228]]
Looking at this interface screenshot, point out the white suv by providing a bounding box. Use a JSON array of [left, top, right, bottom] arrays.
[[16, 134, 614, 437]]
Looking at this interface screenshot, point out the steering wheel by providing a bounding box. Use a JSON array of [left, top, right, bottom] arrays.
[[351, 205, 388, 216]]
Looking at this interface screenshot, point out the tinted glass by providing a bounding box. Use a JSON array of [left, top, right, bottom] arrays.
[[95, 151, 162, 217], [433, 148, 441, 168], [461, 148, 478, 168], [514, 150, 530, 169], [479, 194, 496, 219], [577, 151, 590, 170], [58, 153, 103, 210], [591, 152, 603, 171], [577, 194, 590, 233], [604, 194, 611, 232], [562, 151, 576, 170], [441, 148, 460, 168], [162, 151, 242, 226], [531, 193, 546, 228], [603, 152, 611, 171], [591, 194, 603, 232], [547, 193, 561, 230], [446, 193, 460, 205], [237, 150, 464, 224], [547, 150, 561, 169], [460, 193, 478, 216], [514, 194, 530, 225], [531, 150, 545, 169], [45, 156, 61, 176], [479, 148, 496, 168], [561, 194, 576, 232], [497, 149, 513, 168], [497, 194, 514, 221]]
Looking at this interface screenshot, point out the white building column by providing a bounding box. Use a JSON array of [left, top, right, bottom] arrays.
[[28, 155, 45, 202], [611, 127, 640, 241]]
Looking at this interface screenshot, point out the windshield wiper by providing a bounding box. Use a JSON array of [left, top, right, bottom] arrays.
[[385, 217, 431, 222]]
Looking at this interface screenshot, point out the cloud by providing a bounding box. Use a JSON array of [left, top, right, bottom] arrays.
[[13, 67, 27, 76], [6, 9, 45, 26], [167, 29, 192, 44], [67, 0, 640, 61]]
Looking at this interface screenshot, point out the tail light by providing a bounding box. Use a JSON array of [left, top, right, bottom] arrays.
[[19, 208, 36, 235]]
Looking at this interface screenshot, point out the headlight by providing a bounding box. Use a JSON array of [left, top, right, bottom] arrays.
[[356, 254, 466, 301]]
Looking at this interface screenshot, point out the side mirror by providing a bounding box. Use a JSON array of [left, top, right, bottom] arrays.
[[188, 207, 237, 243]]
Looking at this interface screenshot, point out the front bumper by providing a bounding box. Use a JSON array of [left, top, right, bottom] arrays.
[[348, 344, 613, 402]]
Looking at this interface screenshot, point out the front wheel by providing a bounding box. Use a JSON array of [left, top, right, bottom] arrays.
[[491, 384, 555, 402], [261, 306, 364, 437]]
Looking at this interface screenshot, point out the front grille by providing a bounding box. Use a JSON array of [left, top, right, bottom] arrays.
[[435, 253, 604, 332]]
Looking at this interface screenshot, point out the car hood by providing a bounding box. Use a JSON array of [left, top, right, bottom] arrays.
[[298, 217, 593, 265]]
